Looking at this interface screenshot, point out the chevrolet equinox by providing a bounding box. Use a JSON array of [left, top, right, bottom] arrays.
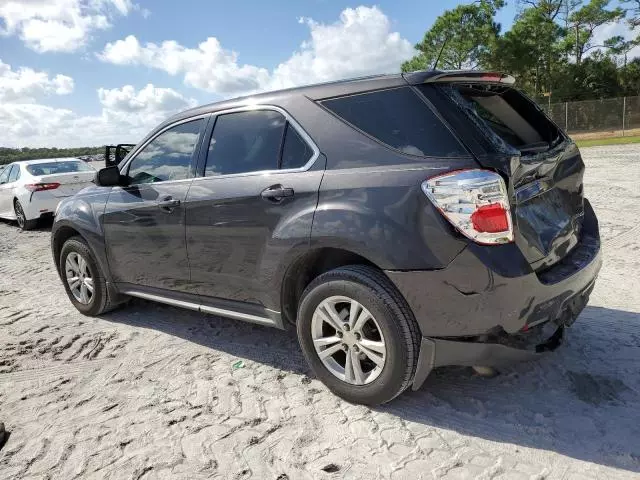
[[51, 70, 602, 405]]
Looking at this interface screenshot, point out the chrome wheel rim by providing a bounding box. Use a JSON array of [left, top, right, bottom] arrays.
[[14, 202, 25, 228], [65, 252, 94, 304], [311, 296, 386, 385]]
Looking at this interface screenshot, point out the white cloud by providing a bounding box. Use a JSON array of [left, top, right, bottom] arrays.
[[97, 83, 197, 126], [0, 59, 74, 102], [269, 6, 415, 90], [98, 6, 415, 96], [0, 82, 196, 148], [0, 0, 137, 53], [99, 35, 271, 94]]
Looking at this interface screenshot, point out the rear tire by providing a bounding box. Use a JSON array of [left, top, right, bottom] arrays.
[[59, 236, 122, 316], [297, 265, 421, 405], [14, 200, 37, 230]]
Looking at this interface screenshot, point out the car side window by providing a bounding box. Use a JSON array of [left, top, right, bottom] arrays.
[[8, 165, 20, 183], [127, 119, 204, 185], [205, 110, 286, 176], [322, 87, 466, 157], [0, 166, 11, 184], [280, 123, 314, 170]]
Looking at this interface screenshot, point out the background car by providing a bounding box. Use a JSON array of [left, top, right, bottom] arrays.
[[0, 158, 96, 230]]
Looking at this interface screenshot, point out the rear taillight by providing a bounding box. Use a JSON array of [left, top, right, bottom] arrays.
[[25, 183, 60, 192], [421, 169, 513, 245]]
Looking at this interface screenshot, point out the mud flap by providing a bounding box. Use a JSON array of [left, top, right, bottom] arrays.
[[412, 338, 436, 391]]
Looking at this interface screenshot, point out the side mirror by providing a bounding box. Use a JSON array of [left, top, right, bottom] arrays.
[[96, 166, 122, 187]]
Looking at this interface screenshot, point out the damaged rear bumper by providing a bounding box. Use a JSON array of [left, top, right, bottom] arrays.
[[385, 202, 602, 390], [411, 322, 565, 390]]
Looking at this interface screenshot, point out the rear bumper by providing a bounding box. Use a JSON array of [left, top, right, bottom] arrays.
[[21, 191, 67, 221], [385, 200, 601, 389]]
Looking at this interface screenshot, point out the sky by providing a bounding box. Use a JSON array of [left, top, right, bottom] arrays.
[[0, 0, 636, 148]]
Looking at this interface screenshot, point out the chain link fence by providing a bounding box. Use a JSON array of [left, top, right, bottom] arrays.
[[540, 96, 640, 138]]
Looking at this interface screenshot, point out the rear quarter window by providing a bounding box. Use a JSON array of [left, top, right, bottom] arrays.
[[321, 87, 467, 157]]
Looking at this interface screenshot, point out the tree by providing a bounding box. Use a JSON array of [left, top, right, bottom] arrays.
[[566, 0, 624, 64], [604, 35, 640, 67], [517, 0, 565, 21], [491, 6, 564, 95], [401, 0, 504, 72], [619, 58, 640, 95]]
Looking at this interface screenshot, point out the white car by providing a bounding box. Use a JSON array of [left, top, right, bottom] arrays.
[[0, 158, 96, 230]]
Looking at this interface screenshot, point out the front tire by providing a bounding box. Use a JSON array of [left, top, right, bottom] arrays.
[[297, 265, 421, 405], [14, 200, 37, 230], [59, 236, 121, 316]]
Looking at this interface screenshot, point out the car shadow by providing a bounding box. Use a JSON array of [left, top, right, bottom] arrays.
[[101, 303, 640, 473], [0, 217, 53, 231]]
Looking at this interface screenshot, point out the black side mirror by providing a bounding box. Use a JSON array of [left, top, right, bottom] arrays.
[[96, 166, 122, 187]]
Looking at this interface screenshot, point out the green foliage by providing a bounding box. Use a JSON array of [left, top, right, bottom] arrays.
[[401, 0, 505, 72], [0, 147, 103, 165], [404, 0, 640, 103]]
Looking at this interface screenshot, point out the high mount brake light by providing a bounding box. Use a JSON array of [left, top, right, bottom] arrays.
[[25, 183, 60, 192], [421, 169, 513, 245]]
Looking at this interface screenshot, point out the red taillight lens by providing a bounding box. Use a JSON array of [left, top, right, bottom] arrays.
[[471, 203, 509, 233], [25, 183, 60, 192]]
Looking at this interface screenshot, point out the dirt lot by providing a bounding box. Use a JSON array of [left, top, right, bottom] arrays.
[[1, 145, 639, 480]]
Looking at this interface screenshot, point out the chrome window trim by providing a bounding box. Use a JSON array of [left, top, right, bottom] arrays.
[[199, 104, 320, 179], [120, 113, 210, 178]]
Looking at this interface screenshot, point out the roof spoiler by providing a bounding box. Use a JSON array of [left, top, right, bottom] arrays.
[[403, 70, 516, 86]]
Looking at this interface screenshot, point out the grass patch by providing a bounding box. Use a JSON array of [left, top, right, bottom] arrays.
[[575, 135, 640, 148]]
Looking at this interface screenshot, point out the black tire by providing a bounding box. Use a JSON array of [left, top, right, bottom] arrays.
[[14, 200, 38, 230], [297, 265, 421, 405], [59, 236, 122, 316]]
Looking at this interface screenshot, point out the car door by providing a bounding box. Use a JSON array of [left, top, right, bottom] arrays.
[[0, 165, 16, 217], [185, 107, 323, 309], [102, 116, 208, 291]]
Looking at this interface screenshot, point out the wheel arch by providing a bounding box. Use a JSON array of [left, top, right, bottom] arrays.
[[52, 225, 84, 274], [280, 247, 381, 325]]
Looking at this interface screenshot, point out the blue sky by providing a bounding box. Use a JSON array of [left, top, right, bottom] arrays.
[[0, 1, 631, 147]]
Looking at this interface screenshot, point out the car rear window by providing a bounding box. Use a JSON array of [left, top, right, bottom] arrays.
[[26, 161, 94, 175], [321, 87, 467, 157], [423, 84, 562, 155]]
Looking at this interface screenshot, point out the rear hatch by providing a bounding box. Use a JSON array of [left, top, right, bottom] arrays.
[[27, 160, 96, 197], [413, 72, 585, 270]]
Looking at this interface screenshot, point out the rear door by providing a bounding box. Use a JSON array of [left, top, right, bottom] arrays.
[[185, 107, 322, 306], [103, 116, 208, 291], [417, 77, 584, 270]]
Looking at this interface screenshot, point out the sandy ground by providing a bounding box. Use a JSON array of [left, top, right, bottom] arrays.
[[0, 145, 639, 480]]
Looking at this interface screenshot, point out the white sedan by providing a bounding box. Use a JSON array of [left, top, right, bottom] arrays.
[[0, 158, 96, 230]]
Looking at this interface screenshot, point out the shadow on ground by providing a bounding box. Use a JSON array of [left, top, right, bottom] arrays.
[[102, 303, 640, 473], [0, 218, 53, 232]]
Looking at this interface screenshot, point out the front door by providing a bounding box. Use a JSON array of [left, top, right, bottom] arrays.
[[185, 108, 323, 308], [103, 117, 207, 292], [0, 165, 15, 217]]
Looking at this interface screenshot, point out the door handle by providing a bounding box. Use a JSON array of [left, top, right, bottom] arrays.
[[158, 197, 180, 211], [261, 185, 294, 202]]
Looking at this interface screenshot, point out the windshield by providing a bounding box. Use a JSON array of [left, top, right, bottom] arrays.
[[26, 161, 94, 176]]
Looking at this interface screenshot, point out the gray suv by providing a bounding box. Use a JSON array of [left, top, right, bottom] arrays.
[[51, 70, 601, 405]]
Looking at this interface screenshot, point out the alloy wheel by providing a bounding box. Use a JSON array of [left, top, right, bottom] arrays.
[[65, 252, 94, 304], [311, 295, 387, 385], [14, 202, 25, 229]]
